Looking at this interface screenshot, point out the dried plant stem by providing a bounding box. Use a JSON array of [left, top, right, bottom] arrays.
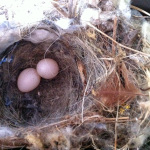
[[84, 115, 129, 123], [114, 101, 119, 150], [91, 135, 100, 150], [39, 113, 130, 130], [112, 17, 118, 56], [105, 117, 129, 121], [68, 0, 78, 18], [52, 2, 68, 17], [136, 37, 142, 50], [39, 119, 68, 129], [0, 138, 28, 149], [81, 74, 91, 123], [131, 5, 150, 17], [87, 23, 150, 57]]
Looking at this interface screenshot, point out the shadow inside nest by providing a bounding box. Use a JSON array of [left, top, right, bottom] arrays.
[[0, 37, 84, 126]]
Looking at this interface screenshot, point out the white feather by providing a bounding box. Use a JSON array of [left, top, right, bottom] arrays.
[[118, 0, 131, 19], [0, 127, 14, 138], [0, 21, 21, 53], [86, 0, 99, 7], [111, 0, 131, 19], [99, 11, 116, 22], [80, 8, 101, 26], [128, 134, 148, 148], [142, 21, 150, 42], [55, 18, 73, 30]]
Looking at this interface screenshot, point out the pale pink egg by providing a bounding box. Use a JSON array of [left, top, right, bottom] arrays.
[[17, 68, 41, 92], [36, 58, 59, 79]]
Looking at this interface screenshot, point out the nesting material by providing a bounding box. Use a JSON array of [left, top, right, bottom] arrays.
[[80, 8, 101, 26], [55, 18, 73, 29], [0, 0, 150, 149], [0, 21, 21, 53], [118, 0, 131, 19], [141, 21, 150, 54], [0, 127, 14, 139]]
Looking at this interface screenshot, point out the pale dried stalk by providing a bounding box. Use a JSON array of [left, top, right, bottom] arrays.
[[131, 5, 150, 17], [112, 17, 118, 56], [51, 1, 68, 17], [81, 74, 91, 123], [114, 101, 119, 150]]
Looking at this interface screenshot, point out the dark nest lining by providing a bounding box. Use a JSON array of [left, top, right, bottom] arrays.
[[0, 36, 84, 126]]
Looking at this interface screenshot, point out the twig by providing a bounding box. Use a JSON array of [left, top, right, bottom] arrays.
[[112, 17, 118, 56], [105, 117, 129, 121], [68, 0, 78, 18], [91, 135, 100, 150], [131, 5, 150, 17], [36, 115, 131, 130], [0, 138, 28, 149], [52, 2, 68, 18], [68, 0, 73, 18], [87, 23, 150, 57], [136, 37, 142, 50], [83, 115, 129, 122], [114, 101, 119, 150], [39, 119, 68, 129], [132, 15, 150, 19]]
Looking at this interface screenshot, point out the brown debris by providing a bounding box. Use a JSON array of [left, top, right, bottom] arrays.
[[77, 60, 87, 87], [93, 62, 141, 107], [0, 138, 28, 149]]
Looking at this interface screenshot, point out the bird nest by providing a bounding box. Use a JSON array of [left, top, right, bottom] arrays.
[[0, 27, 142, 150], [1, 37, 84, 125], [0, 29, 111, 149], [0, 0, 150, 150]]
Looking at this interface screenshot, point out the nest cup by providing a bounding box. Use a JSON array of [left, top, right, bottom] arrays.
[[0, 32, 85, 127]]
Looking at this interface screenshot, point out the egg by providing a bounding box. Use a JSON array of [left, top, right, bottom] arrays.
[[17, 68, 41, 92], [36, 58, 59, 79]]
